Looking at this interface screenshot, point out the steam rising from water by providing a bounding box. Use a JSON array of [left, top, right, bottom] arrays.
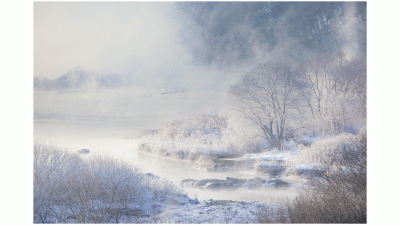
[[36, 132, 299, 203]]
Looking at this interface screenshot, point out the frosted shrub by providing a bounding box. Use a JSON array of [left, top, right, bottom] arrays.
[[256, 205, 290, 223], [137, 112, 267, 161], [145, 176, 186, 202], [34, 144, 145, 223], [285, 131, 363, 174], [195, 113, 227, 132], [160, 113, 227, 141], [284, 131, 366, 223], [304, 100, 362, 136], [33, 143, 185, 223], [138, 113, 245, 160]]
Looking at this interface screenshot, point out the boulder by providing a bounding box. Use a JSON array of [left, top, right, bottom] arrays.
[[295, 165, 325, 177], [248, 177, 266, 184], [266, 179, 291, 188], [77, 149, 90, 154], [226, 177, 247, 184], [256, 162, 286, 176], [205, 180, 234, 189], [182, 176, 294, 190], [145, 173, 160, 179], [245, 177, 266, 190], [213, 158, 254, 169], [181, 179, 198, 187], [181, 178, 244, 189]]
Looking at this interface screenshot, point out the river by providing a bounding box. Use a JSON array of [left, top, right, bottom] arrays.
[[34, 121, 300, 204], [34, 89, 300, 204]]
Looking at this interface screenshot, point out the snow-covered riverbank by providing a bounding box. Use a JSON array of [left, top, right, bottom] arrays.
[[138, 198, 289, 223], [34, 124, 367, 223]]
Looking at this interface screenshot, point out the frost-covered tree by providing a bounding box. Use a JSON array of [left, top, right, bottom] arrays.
[[297, 53, 366, 134], [229, 62, 301, 150]]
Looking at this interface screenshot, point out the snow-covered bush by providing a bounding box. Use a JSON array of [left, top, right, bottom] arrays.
[[256, 204, 290, 223], [137, 113, 265, 161], [284, 131, 366, 223], [285, 130, 365, 175], [159, 113, 227, 141], [34, 143, 186, 223]]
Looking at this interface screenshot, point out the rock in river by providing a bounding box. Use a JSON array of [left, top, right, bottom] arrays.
[[295, 164, 325, 177], [255, 162, 286, 176], [266, 179, 291, 188], [226, 177, 247, 184], [77, 149, 90, 154], [181, 176, 291, 190]]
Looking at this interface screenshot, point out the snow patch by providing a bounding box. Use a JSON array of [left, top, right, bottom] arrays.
[[242, 149, 299, 162]]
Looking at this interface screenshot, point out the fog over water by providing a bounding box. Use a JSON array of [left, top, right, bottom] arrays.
[[34, 2, 366, 203], [34, 91, 300, 203], [35, 122, 299, 203]]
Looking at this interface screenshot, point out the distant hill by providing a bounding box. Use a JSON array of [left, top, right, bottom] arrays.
[[34, 67, 143, 91], [178, 2, 366, 66]]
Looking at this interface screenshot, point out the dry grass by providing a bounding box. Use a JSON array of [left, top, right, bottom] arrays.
[[286, 132, 366, 223]]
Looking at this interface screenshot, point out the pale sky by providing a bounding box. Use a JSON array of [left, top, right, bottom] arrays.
[[34, 2, 191, 79]]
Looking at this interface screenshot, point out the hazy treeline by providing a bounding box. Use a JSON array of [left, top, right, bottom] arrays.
[[230, 52, 366, 150], [34, 67, 144, 91], [139, 51, 366, 155], [240, 51, 367, 222], [178, 2, 366, 68]]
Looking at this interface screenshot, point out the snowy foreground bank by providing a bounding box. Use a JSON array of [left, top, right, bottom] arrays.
[[133, 198, 289, 223], [35, 131, 366, 223], [114, 189, 289, 223]]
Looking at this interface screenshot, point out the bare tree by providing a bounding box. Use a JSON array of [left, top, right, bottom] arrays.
[[297, 52, 366, 134], [229, 62, 301, 150]]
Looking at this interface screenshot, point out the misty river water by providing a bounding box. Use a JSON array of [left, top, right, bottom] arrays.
[[34, 121, 300, 204], [34, 89, 301, 204]]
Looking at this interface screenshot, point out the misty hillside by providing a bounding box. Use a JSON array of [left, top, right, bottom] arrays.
[[178, 2, 366, 67], [34, 67, 144, 91], [34, 2, 366, 92]]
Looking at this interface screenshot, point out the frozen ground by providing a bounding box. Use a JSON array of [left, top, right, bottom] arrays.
[[116, 196, 289, 223], [158, 199, 289, 223]]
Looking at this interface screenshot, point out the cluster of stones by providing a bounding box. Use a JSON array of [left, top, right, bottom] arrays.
[[181, 177, 291, 190]]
